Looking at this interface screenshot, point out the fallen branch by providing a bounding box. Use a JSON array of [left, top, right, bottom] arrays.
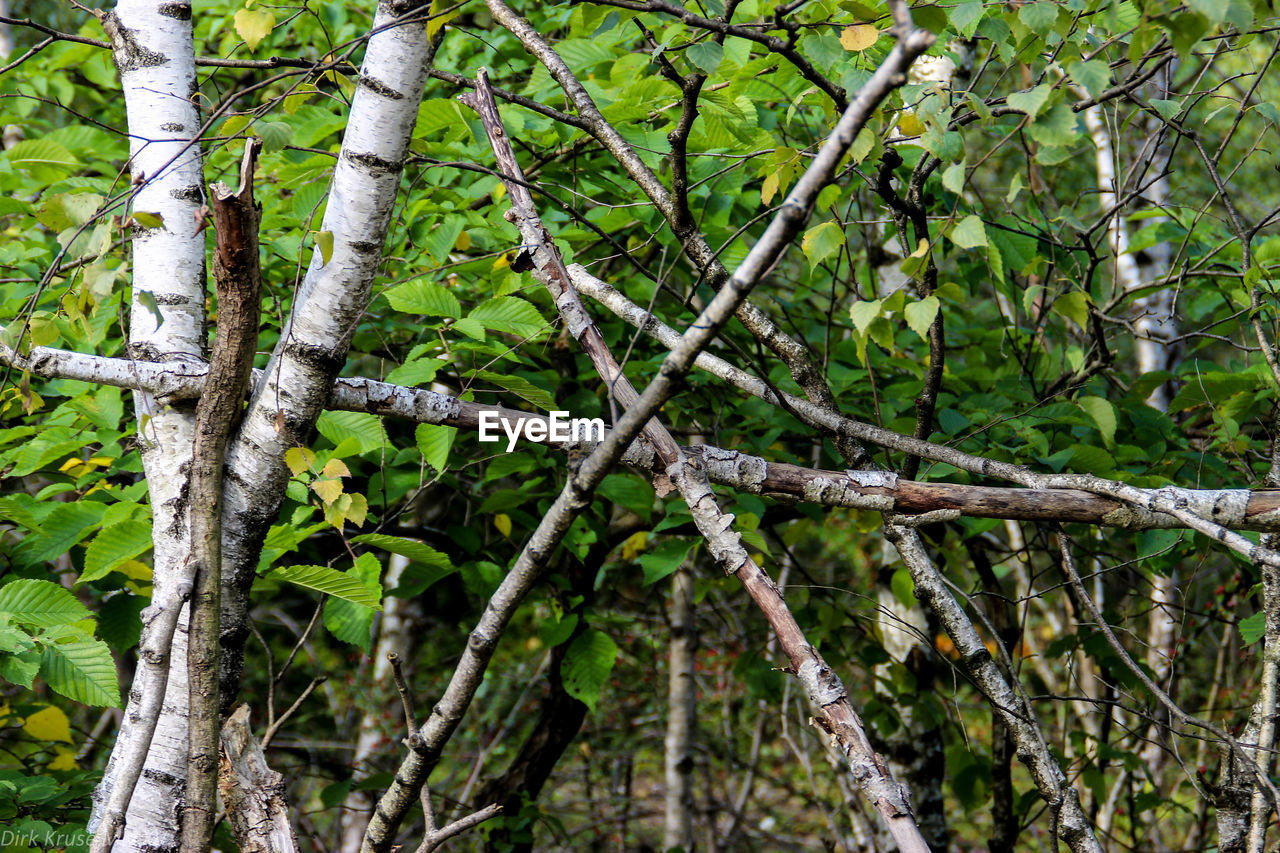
[[12, 344, 1280, 532]]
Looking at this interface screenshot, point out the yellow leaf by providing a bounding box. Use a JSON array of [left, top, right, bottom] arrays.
[[621, 531, 647, 561], [282, 88, 316, 115], [321, 458, 351, 478], [492, 253, 510, 271], [495, 513, 512, 538], [897, 113, 925, 136], [117, 559, 153, 581], [311, 478, 344, 504], [454, 230, 471, 251], [345, 493, 368, 527], [760, 171, 780, 205], [316, 230, 334, 266], [284, 447, 315, 476], [840, 24, 880, 51], [23, 705, 73, 744], [234, 6, 275, 49], [427, 0, 461, 39], [131, 211, 164, 229], [48, 746, 79, 771], [59, 457, 87, 475]]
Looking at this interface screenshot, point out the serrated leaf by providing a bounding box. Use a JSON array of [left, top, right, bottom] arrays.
[[257, 121, 292, 153], [941, 162, 966, 193], [638, 539, 696, 585], [452, 317, 485, 340], [79, 520, 152, 585], [801, 221, 845, 271], [40, 638, 121, 707], [234, 6, 275, 49], [321, 458, 351, 478], [562, 629, 618, 711], [849, 299, 882, 334], [316, 230, 334, 266], [686, 42, 723, 74], [1055, 290, 1090, 328], [284, 446, 315, 475], [950, 215, 988, 249], [311, 478, 344, 503], [316, 410, 387, 455], [904, 296, 940, 341], [385, 279, 461, 319], [1078, 396, 1117, 447], [1018, 1, 1057, 35], [473, 370, 556, 410], [415, 423, 455, 474], [468, 297, 547, 339], [1066, 60, 1110, 100], [271, 564, 383, 608], [0, 650, 41, 689], [839, 24, 879, 51], [322, 553, 381, 651], [1006, 83, 1053, 117], [351, 533, 452, 568], [1240, 611, 1266, 644], [0, 579, 91, 628]]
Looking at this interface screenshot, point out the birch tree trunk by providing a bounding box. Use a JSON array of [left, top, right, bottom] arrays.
[[88, 0, 206, 848]]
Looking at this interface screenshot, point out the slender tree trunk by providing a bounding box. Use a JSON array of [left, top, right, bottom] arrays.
[[664, 563, 697, 852], [89, 1, 206, 848]]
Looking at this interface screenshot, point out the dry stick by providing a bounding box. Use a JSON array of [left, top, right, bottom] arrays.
[[183, 138, 264, 850], [16, 343, 1280, 533], [359, 14, 934, 852], [218, 704, 301, 853], [461, 69, 929, 851]]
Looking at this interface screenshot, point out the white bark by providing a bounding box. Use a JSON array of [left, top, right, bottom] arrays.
[[90, 1, 206, 849], [219, 0, 435, 708], [663, 563, 696, 851]]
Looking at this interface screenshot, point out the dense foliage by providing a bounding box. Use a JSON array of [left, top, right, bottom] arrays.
[[3, 0, 1280, 849]]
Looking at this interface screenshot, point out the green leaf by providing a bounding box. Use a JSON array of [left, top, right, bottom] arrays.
[[1006, 83, 1053, 117], [561, 629, 618, 710], [36, 193, 103, 231], [473, 370, 556, 410], [891, 568, 916, 608], [271, 564, 383, 609], [849, 299, 882, 334], [1066, 60, 1110, 100], [1078, 397, 1117, 448], [256, 121, 292, 152], [1054, 290, 1090, 328], [0, 650, 41, 689], [904, 296, 940, 341], [322, 553, 381, 651], [0, 580, 91, 628], [131, 211, 164, 229], [638, 538, 696, 585], [385, 279, 461, 319], [468, 296, 548, 339], [350, 533, 452, 568], [316, 410, 387, 455], [801, 221, 845, 271], [79, 520, 153, 585], [40, 636, 121, 707], [1018, 2, 1058, 35], [948, 0, 986, 37], [1240, 611, 1266, 645], [415, 422, 456, 474], [941, 162, 966, 194], [452, 317, 485, 340], [950, 215, 988, 249], [685, 42, 723, 75], [385, 357, 443, 386], [4, 139, 80, 174], [1027, 103, 1079, 147]]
